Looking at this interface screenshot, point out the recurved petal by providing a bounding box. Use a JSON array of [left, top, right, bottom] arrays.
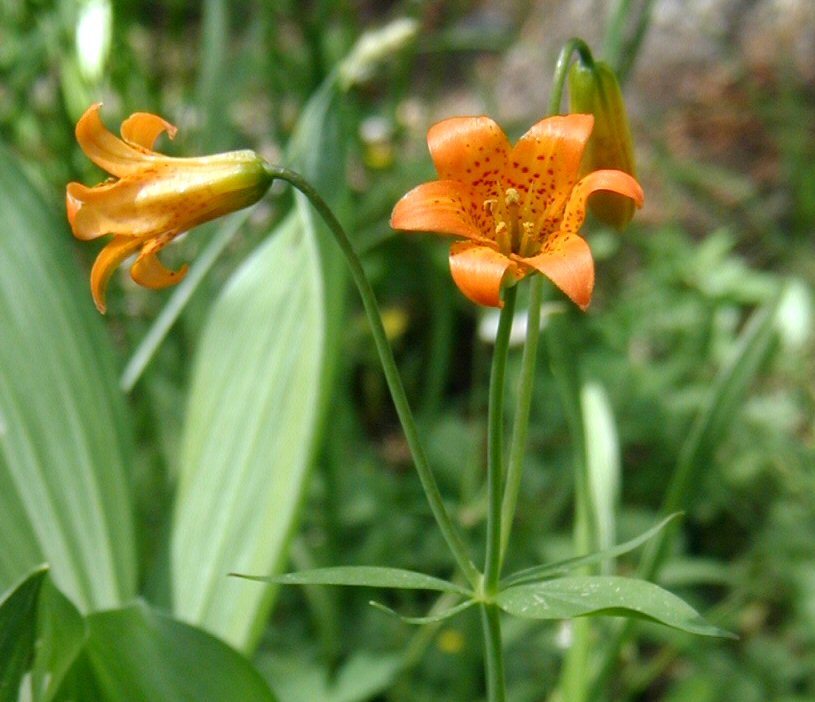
[[560, 169, 644, 236], [449, 241, 523, 308], [75, 103, 156, 178], [65, 180, 165, 240], [505, 114, 595, 223], [130, 250, 188, 289], [121, 112, 178, 150], [391, 180, 487, 240], [90, 235, 143, 313], [518, 235, 595, 310]]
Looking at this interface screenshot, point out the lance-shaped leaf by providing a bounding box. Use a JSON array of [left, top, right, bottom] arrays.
[[496, 576, 733, 638], [235, 566, 470, 595]]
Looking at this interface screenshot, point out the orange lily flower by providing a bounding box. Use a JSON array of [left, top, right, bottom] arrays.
[[390, 114, 644, 309], [66, 103, 272, 313]]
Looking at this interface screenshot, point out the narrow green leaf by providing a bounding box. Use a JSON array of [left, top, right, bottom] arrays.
[[502, 513, 683, 587], [31, 576, 87, 702], [0, 565, 47, 701], [84, 602, 276, 702], [0, 143, 136, 610], [641, 287, 786, 577], [234, 566, 469, 595], [369, 598, 475, 625], [496, 576, 733, 638], [581, 381, 620, 566], [170, 211, 324, 651]]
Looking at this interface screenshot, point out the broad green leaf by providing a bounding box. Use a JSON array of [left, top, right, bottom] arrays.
[[502, 513, 682, 587], [84, 602, 276, 702], [0, 143, 136, 610], [170, 210, 324, 651], [31, 576, 87, 702], [236, 566, 469, 595], [369, 599, 475, 625], [496, 576, 733, 638], [0, 565, 47, 701]]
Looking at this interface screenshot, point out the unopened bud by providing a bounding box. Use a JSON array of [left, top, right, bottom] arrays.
[[568, 60, 637, 229]]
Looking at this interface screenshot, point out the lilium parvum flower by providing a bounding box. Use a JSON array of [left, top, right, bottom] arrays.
[[390, 114, 644, 309], [66, 103, 271, 313]]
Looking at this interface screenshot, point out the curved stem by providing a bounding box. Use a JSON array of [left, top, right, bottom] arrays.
[[499, 275, 542, 565], [549, 37, 594, 115], [484, 285, 517, 594], [480, 604, 507, 702], [267, 165, 481, 588]]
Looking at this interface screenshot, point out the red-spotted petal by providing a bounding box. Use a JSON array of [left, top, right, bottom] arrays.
[[90, 235, 143, 313], [121, 112, 177, 150], [560, 169, 644, 236], [449, 241, 523, 308], [75, 103, 157, 178], [391, 180, 488, 241], [518, 235, 595, 310], [504, 114, 595, 226], [130, 250, 188, 289], [428, 116, 510, 234]]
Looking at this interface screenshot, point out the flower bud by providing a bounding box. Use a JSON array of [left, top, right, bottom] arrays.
[[568, 60, 637, 229]]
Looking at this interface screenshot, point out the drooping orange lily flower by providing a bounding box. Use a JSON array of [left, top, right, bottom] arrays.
[[66, 104, 272, 313], [390, 114, 644, 309]]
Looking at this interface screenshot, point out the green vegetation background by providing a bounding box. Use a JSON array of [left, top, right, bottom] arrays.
[[0, 1, 813, 700]]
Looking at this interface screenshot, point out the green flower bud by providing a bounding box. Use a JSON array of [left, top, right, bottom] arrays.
[[568, 60, 637, 229]]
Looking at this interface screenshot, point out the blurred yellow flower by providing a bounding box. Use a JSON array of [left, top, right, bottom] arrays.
[[66, 104, 271, 313]]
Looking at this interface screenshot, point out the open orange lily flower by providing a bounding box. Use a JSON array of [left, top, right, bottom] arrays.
[[390, 114, 644, 309], [66, 104, 271, 313]]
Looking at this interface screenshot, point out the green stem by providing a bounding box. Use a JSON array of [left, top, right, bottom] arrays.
[[549, 38, 594, 115], [480, 604, 507, 702], [267, 165, 481, 588], [484, 285, 517, 594], [499, 276, 542, 564]]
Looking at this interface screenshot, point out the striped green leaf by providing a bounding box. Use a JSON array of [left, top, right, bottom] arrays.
[[0, 144, 136, 611]]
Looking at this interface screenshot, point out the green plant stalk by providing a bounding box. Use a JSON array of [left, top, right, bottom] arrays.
[[484, 285, 517, 594], [550, 38, 594, 115], [265, 166, 481, 589], [479, 285, 517, 702], [499, 276, 542, 564], [480, 603, 507, 702]]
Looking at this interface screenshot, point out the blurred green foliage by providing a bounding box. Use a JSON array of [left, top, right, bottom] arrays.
[[0, 0, 813, 700]]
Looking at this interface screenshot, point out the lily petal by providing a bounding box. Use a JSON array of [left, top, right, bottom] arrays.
[[518, 235, 595, 310], [428, 116, 510, 233], [560, 168, 644, 236], [121, 112, 177, 150], [75, 103, 158, 178], [391, 180, 487, 241], [90, 235, 143, 313], [506, 114, 595, 225], [130, 250, 188, 290], [449, 241, 523, 308]]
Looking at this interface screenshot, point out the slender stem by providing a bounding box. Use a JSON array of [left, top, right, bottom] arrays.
[[549, 38, 594, 115], [499, 276, 542, 564], [484, 285, 517, 594], [480, 604, 507, 702], [267, 166, 481, 588]]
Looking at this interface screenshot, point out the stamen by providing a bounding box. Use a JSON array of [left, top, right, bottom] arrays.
[[503, 187, 521, 253], [494, 221, 510, 253]]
